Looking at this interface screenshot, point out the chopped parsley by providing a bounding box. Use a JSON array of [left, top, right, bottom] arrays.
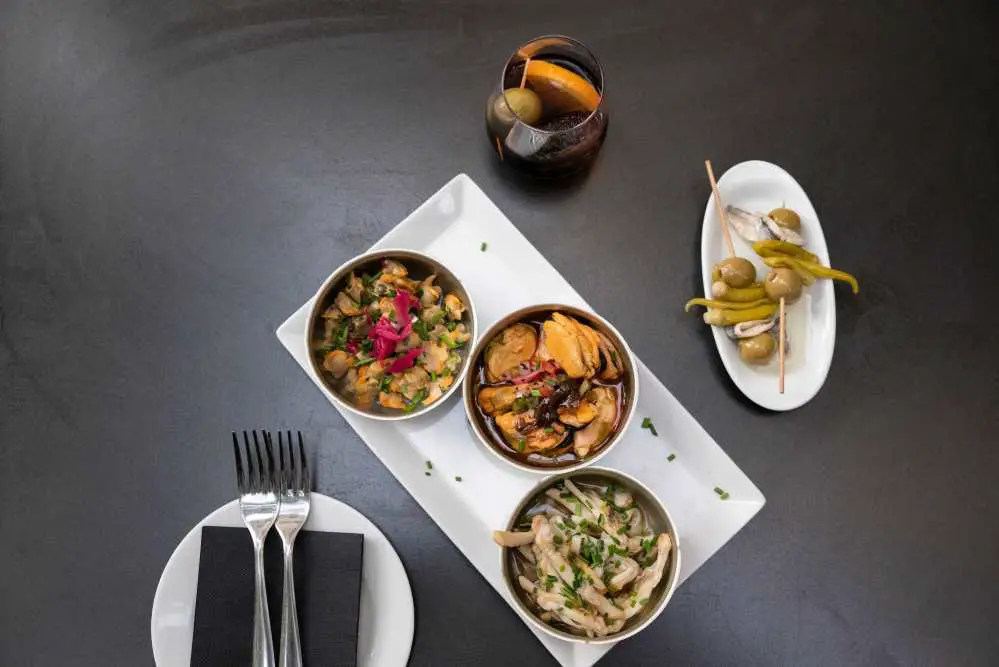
[[544, 575, 557, 590], [379, 376, 392, 393], [580, 539, 604, 566], [403, 388, 428, 413], [553, 534, 564, 546], [530, 389, 542, 397], [412, 320, 430, 340], [607, 544, 626, 558], [480, 241, 488, 251], [446, 321, 457, 331], [640, 537, 656, 554], [640, 417, 658, 437]]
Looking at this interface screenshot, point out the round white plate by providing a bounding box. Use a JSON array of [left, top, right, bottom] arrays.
[[701, 160, 836, 411], [150, 493, 414, 667]]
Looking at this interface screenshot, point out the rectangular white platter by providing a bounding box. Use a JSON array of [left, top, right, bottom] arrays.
[[276, 174, 765, 667]]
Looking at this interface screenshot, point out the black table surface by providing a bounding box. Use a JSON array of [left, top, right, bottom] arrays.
[[3, 1, 998, 665]]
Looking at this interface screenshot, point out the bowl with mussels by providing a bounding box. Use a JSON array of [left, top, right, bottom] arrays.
[[463, 304, 638, 473]]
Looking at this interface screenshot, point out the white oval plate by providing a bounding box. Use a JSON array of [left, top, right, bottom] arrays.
[[150, 493, 414, 667], [700, 160, 835, 411]]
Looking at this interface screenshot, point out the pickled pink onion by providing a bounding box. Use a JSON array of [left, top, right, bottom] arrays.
[[386, 347, 422, 373]]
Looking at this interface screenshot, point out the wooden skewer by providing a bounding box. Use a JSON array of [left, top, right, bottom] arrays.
[[778, 297, 786, 394], [519, 57, 531, 89], [704, 160, 736, 259]]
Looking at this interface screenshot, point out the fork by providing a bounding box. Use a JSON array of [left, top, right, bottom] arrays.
[[233, 431, 279, 667], [275, 431, 311, 667]]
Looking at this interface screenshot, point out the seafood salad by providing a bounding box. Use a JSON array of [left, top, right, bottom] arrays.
[[315, 258, 471, 412], [494, 477, 673, 638], [473, 311, 628, 466]]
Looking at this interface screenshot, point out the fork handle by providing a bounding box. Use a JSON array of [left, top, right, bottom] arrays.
[[279, 546, 303, 667], [253, 543, 277, 667]]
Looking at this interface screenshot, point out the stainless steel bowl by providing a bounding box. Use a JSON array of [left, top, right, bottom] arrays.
[[462, 304, 639, 473], [305, 248, 477, 421], [500, 467, 681, 644]]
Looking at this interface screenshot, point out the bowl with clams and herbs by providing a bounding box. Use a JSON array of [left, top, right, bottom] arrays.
[[306, 249, 476, 420]]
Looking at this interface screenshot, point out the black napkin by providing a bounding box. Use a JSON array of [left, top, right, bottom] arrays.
[[191, 526, 363, 667]]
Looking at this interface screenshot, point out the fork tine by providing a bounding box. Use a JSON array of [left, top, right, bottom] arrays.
[[243, 431, 256, 490], [277, 431, 286, 490], [286, 430, 297, 491], [252, 430, 265, 491], [232, 432, 245, 492], [298, 431, 310, 494], [263, 431, 276, 491]]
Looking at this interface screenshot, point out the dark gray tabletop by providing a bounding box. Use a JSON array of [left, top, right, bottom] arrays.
[[3, 1, 998, 665]]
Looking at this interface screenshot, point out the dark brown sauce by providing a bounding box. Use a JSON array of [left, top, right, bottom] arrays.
[[472, 314, 628, 467]]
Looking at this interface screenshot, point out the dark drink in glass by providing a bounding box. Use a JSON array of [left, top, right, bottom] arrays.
[[485, 36, 607, 178]]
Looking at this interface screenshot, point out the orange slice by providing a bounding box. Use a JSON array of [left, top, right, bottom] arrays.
[[524, 60, 601, 116]]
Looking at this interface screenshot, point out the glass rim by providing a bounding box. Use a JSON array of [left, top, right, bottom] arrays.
[[498, 34, 605, 135]]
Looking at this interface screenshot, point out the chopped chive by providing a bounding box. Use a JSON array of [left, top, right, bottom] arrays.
[[426, 460, 433, 470], [640, 417, 658, 437], [517, 439, 526, 452], [455, 476, 462, 482], [667, 453, 676, 462], [480, 241, 488, 251], [424, 471, 431, 476], [720, 492, 730, 500], [714, 486, 730, 499]]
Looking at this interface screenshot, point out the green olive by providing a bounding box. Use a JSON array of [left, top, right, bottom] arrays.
[[738, 333, 777, 364], [501, 88, 542, 125], [768, 207, 801, 230], [716, 257, 756, 288], [764, 268, 802, 303]]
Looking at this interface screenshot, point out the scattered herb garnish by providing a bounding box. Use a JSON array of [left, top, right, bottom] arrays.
[[667, 453, 676, 462], [403, 388, 428, 413], [480, 242, 488, 251], [354, 357, 376, 367], [412, 320, 430, 340], [559, 564, 565, 573], [446, 321, 457, 331], [714, 486, 730, 500], [640, 417, 658, 437], [425, 460, 433, 470], [641, 537, 656, 554], [530, 389, 542, 397], [424, 471, 431, 476], [455, 476, 462, 482], [379, 376, 392, 393], [544, 426, 555, 433], [516, 439, 526, 452], [553, 534, 564, 546]]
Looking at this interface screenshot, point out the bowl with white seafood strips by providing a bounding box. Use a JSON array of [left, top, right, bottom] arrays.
[[463, 304, 638, 474], [494, 468, 680, 644], [306, 248, 477, 421]]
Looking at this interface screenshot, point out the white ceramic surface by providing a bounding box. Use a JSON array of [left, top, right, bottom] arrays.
[[701, 160, 836, 411], [277, 174, 766, 667], [150, 493, 414, 667]]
